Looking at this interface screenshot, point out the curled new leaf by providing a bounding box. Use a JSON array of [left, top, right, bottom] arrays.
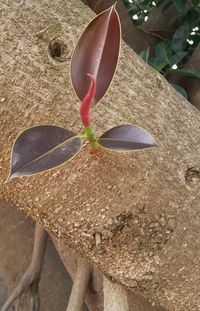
[[98, 125, 157, 151], [9, 125, 82, 179], [80, 74, 96, 127], [71, 5, 121, 106]]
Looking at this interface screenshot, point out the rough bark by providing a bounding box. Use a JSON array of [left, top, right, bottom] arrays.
[[0, 1, 200, 311], [53, 236, 163, 311]]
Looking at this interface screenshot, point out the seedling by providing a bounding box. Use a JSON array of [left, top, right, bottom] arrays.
[[9, 5, 157, 180]]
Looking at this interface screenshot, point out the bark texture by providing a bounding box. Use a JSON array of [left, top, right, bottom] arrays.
[[104, 276, 165, 311], [0, 1, 200, 311], [104, 277, 129, 311]]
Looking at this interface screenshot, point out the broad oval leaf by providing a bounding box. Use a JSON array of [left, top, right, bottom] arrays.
[[155, 42, 172, 64], [171, 23, 189, 53], [9, 125, 82, 179], [171, 83, 188, 100], [148, 56, 169, 72], [170, 51, 188, 66], [98, 125, 157, 151], [71, 5, 121, 106], [174, 0, 187, 13], [139, 47, 150, 63], [169, 68, 200, 79], [185, 8, 200, 27]]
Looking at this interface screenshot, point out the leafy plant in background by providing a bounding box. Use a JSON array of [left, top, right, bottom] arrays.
[[124, 0, 200, 99], [124, 0, 158, 25], [8, 6, 157, 180]]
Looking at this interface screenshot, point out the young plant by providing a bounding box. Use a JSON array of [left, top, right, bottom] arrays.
[[9, 5, 157, 180]]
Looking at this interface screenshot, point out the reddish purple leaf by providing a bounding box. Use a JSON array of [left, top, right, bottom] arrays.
[[71, 5, 121, 106], [98, 125, 157, 151], [9, 125, 82, 179]]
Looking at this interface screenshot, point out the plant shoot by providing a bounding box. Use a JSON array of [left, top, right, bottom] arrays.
[[9, 5, 157, 180]]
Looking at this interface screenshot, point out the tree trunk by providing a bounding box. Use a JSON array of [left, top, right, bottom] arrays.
[[104, 276, 165, 311], [0, 1, 200, 311], [104, 277, 130, 311], [52, 236, 104, 311]]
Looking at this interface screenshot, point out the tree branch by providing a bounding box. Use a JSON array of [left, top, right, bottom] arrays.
[[66, 257, 92, 311], [103, 277, 165, 311], [51, 237, 103, 311], [1, 224, 48, 311]]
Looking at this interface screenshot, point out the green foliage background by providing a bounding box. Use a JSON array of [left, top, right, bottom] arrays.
[[123, 0, 200, 98]]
